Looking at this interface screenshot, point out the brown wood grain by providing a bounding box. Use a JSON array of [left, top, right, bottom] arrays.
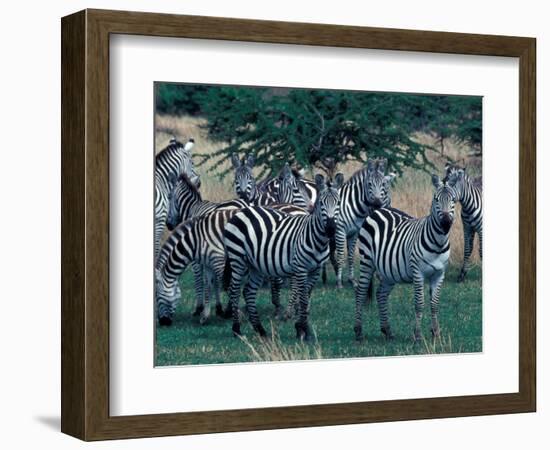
[[61, 8, 536, 441]]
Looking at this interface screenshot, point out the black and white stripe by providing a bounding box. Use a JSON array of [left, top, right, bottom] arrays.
[[258, 167, 318, 206], [443, 164, 483, 282], [156, 205, 307, 325], [154, 138, 199, 256], [223, 174, 343, 341], [165, 172, 248, 230], [334, 158, 395, 288], [353, 175, 458, 342]]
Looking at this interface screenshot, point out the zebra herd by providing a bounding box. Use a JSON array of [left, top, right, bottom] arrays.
[[155, 138, 482, 343]]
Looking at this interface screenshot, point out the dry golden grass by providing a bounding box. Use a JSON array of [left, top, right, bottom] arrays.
[[155, 114, 481, 267]]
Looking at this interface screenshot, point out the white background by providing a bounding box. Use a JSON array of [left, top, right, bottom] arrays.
[[0, 1, 547, 449], [110, 36, 519, 416]]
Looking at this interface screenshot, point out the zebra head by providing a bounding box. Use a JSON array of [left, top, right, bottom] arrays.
[[155, 268, 181, 326], [232, 153, 257, 203], [166, 173, 201, 230], [313, 173, 344, 238], [175, 138, 201, 188], [276, 163, 313, 210], [366, 158, 396, 209], [443, 163, 467, 199], [431, 174, 459, 234]]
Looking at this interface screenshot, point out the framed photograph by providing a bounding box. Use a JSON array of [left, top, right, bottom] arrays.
[[61, 9, 536, 441]]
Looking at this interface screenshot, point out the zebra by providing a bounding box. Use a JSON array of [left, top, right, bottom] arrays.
[[334, 158, 396, 289], [165, 172, 248, 231], [443, 163, 483, 282], [223, 174, 343, 341], [353, 174, 458, 342], [156, 205, 307, 325], [257, 166, 318, 206], [154, 138, 200, 256], [231, 154, 278, 206]]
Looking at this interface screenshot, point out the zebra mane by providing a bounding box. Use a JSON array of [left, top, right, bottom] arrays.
[[156, 139, 184, 161], [175, 171, 202, 200]]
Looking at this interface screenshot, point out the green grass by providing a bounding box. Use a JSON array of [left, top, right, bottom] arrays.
[[155, 265, 482, 366]]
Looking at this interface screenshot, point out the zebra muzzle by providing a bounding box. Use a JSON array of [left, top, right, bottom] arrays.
[[440, 213, 453, 233], [325, 218, 337, 238]]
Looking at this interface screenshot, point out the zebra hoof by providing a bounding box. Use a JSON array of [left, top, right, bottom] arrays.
[[336, 282, 344, 290], [413, 331, 423, 343], [199, 315, 209, 325], [215, 304, 224, 317], [222, 308, 233, 319], [158, 316, 173, 327], [254, 324, 267, 337], [232, 323, 242, 337], [457, 271, 466, 283], [192, 305, 204, 317], [353, 325, 363, 342], [348, 278, 357, 288], [295, 322, 313, 342], [381, 327, 394, 341], [431, 328, 441, 339]]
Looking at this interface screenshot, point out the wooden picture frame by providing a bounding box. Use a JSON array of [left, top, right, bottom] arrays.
[[61, 8, 536, 441]]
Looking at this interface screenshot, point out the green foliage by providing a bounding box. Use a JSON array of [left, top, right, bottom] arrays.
[[155, 266, 482, 366], [156, 83, 482, 177], [155, 83, 207, 115]]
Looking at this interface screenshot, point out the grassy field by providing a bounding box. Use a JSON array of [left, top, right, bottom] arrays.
[[155, 114, 482, 366]]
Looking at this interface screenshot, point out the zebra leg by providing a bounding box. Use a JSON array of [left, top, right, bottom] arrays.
[[283, 276, 300, 321], [335, 225, 347, 289], [376, 281, 395, 340], [429, 271, 445, 338], [270, 277, 283, 318], [211, 257, 226, 317], [199, 269, 215, 325], [346, 233, 358, 287], [191, 263, 205, 317], [412, 272, 426, 342], [304, 268, 321, 315], [228, 263, 246, 336], [458, 224, 475, 282], [294, 272, 313, 342], [321, 263, 327, 285], [243, 272, 267, 337], [354, 257, 375, 341]]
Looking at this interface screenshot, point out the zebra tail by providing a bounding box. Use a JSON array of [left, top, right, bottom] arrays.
[[223, 259, 232, 292]]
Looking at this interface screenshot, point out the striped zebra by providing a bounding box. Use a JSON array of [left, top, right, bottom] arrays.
[[335, 158, 396, 289], [156, 205, 307, 325], [231, 154, 278, 206], [353, 175, 458, 342], [223, 174, 343, 341], [443, 164, 483, 282], [154, 138, 200, 256], [258, 166, 318, 206], [165, 172, 248, 230]]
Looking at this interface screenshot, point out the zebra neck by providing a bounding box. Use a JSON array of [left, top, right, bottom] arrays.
[[302, 212, 330, 249], [344, 178, 371, 218], [426, 214, 451, 248]]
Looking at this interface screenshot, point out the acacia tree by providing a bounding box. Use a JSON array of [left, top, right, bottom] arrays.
[[182, 85, 481, 178]]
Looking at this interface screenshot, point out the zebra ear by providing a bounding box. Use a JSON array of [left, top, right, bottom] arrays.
[[246, 154, 255, 168], [334, 172, 344, 189], [432, 174, 443, 188], [231, 153, 241, 169], [377, 158, 387, 174], [385, 172, 397, 183], [367, 159, 375, 174], [314, 174, 326, 192]]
